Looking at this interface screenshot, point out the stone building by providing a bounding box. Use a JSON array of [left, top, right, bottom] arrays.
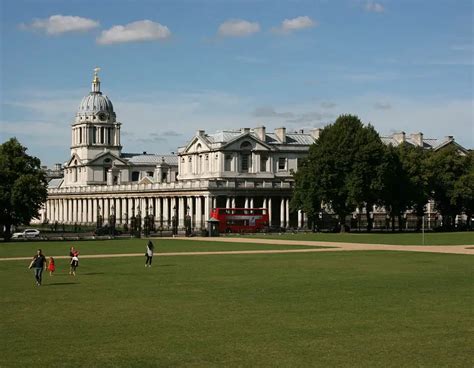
[[39, 70, 468, 231]]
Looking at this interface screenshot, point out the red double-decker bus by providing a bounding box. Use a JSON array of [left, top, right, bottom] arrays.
[[210, 208, 269, 233]]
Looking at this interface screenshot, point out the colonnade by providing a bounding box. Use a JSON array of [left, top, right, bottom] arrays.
[[42, 194, 307, 230]]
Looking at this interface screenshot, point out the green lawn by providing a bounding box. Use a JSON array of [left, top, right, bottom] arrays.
[[0, 238, 320, 258], [1, 245, 472, 367], [248, 231, 474, 245]]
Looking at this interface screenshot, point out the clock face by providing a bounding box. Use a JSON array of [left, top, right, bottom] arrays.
[[98, 112, 107, 121]]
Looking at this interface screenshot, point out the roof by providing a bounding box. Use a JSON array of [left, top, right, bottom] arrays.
[[205, 129, 315, 146], [48, 178, 63, 189], [123, 153, 178, 166]]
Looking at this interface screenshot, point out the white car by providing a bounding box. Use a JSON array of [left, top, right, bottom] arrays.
[[12, 229, 40, 239]]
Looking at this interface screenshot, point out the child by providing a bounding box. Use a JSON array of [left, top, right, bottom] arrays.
[[47, 257, 56, 276], [70, 252, 79, 276]]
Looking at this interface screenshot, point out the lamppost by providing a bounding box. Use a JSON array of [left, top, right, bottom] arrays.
[[185, 205, 191, 236], [172, 205, 178, 236], [136, 205, 142, 238], [97, 205, 103, 229], [144, 205, 150, 237], [109, 205, 116, 236]]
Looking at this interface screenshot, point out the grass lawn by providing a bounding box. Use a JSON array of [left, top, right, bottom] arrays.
[[247, 231, 474, 245], [1, 245, 472, 367], [0, 238, 322, 258]]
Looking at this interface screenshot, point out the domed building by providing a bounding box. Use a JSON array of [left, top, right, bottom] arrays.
[[63, 68, 177, 187], [42, 68, 467, 232]]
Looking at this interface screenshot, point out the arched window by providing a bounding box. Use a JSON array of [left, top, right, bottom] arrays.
[[240, 141, 252, 150], [196, 143, 202, 152]]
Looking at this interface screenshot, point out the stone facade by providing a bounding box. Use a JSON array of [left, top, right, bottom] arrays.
[[38, 71, 468, 231]]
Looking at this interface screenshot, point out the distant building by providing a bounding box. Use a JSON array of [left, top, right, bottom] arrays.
[[38, 70, 468, 230]]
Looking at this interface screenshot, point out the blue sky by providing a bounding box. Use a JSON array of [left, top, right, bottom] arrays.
[[1, 0, 472, 166]]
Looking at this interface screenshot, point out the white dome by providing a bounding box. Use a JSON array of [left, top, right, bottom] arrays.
[[78, 93, 114, 114]]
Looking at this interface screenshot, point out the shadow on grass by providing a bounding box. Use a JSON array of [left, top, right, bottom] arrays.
[[81, 272, 105, 275], [43, 282, 78, 286]]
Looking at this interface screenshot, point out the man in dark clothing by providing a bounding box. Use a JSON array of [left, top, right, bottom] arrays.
[[29, 249, 47, 286]]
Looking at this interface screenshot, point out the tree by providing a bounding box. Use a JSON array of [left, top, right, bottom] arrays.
[[427, 146, 467, 230], [0, 138, 48, 240], [451, 151, 474, 229], [292, 114, 386, 232]]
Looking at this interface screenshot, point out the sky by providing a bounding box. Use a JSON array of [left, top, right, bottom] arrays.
[[0, 0, 473, 166]]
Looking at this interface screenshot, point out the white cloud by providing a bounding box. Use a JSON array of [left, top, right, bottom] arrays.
[[20, 15, 99, 35], [97, 20, 171, 45], [272, 16, 317, 34], [365, 2, 385, 13], [218, 19, 260, 37]]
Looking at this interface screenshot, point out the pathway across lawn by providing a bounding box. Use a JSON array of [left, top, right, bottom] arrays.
[[1, 236, 472, 262]]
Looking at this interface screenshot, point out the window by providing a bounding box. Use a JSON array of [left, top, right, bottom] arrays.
[[260, 155, 268, 172], [131, 171, 140, 182], [147, 171, 153, 177], [100, 127, 105, 144], [241, 154, 250, 172], [92, 127, 97, 144], [278, 157, 286, 171], [161, 172, 168, 182], [224, 155, 232, 171]]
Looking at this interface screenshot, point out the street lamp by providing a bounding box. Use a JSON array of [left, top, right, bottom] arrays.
[[185, 205, 191, 236]]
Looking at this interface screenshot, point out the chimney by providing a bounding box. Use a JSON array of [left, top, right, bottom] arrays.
[[445, 135, 454, 141], [254, 126, 266, 141], [197, 129, 205, 136], [275, 127, 286, 143], [310, 128, 321, 140], [410, 132, 424, 147], [392, 131, 406, 144], [241, 127, 251, 134]]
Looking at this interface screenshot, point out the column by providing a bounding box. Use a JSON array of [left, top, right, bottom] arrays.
[[226, 197, 231, 209], [104, 198, 109, 223], [155, 197, 162, 228], [231, 197, 236, 208], [170, 197, 176, 227], [68, 199, 73, 224], [78, 199, 83, 224], [162, 197, 169, 227], [116, 198, 121, 224], [88, 198, 93, 223], [268, 197, 272, 227], [127, 198, 133, 222], [189, 196, 194, 229], [250, 197, 254, 209], [285, 198, 290, 228], [72, 199, 77, 223], [195, 196, 202, 230], [204, 196, 210, 222], [92, 199, 97, 223], [178, 197, 185, 228], [244, 197, 249, 209], [280, 197, 285, 228], [298, 210, 303, 229]]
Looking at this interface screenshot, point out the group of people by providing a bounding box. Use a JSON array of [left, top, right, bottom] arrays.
[[29, 241, 155, 286], [28, 246, 80, 286]]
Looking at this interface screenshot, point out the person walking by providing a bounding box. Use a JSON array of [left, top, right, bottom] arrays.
[[69, 246, 78, 275], [47, 256, 56, 276], [70, 251, 79, 276], [28, 249, 47, 286], [145, 240, 154, 267]]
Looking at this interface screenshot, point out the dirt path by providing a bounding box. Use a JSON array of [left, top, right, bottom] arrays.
[[160, 236, 474, 255], [1, 237, 472, 262]]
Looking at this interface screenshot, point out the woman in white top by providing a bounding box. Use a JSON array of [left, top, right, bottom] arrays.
[[145, 240, 154, 267]]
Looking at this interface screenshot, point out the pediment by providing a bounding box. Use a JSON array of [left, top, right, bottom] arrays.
[[182, 135, 212, 153], [65, 154, 83, 167], [138, 176, 153, 185], [88, 151, 129, 166], [222, 133, 272, 151]]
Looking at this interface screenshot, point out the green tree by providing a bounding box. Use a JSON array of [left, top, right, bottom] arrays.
[[451, 151, 474, 229], [427, 146, 467, 230], [0, 138, 48, 240], [292, 114, 386, 232]]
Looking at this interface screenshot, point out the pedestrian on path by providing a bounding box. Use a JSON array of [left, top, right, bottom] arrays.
[[145, 240, 154, 267], [28, 249, 47, 286], [47, 256, 56, 276]]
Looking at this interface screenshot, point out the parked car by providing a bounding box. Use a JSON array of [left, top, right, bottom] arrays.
[[11, 229, 40, 239]]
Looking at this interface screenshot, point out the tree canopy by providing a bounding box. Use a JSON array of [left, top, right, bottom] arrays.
[[292, 114, 472, 232], [0, 138, 48, 240]]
